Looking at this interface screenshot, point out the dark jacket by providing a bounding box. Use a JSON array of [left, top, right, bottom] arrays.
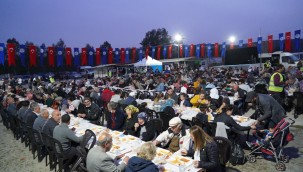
[[106, 108, 126, 130], [180, 99, 192, 107], [122, 96, 137, 107], [135, 120, 155, 141], [26, 111, 38, 127], [122, 113, 138, 136], [125, 156, 159, 172], [77, 102, 100, 123], [214, 113, 251, 132], [42, 118, 59, 136], [187, 140, 221, 172], [164, 92, 179, 103]]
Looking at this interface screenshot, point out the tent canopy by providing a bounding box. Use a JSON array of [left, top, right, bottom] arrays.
[[134, 56, 162, 67]]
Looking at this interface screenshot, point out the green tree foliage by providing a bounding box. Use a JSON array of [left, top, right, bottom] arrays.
[[100, 41, 112, 49], [140, 28, 172, 48]]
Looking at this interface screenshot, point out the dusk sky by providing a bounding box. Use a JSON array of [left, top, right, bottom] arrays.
[[0, 0, 303, 48]]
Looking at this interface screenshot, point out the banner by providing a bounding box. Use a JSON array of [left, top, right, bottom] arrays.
[[163, 46, 167, 59], [190, 44, 194, 57], [221, 42, 226, 57], [108, 48, 113, 64], [145, 46, 149, 59], [168, 45, 172, 58], [19, 44, 26, 67], [81, 48, 87, 66], [285, 32, 291, 52], [131, 48, 136, 63], [184, 45, 189, 57], [196, 44, 200, 58], [101, 48, 107, 64], [279, 33, 284, 51], [125, 48, 130, 64], [214, 43, 219, 57], [65, 47, 72, 67], [29, 45, 37, 67], [115, 48, 120, 64], [57, 47, 64, 67], [151, 46, 156, 58], [48, 47, 55, 67], [257, 37, 262, 54], [207, 43, 211, 58], [247, 38, 253, 47], [74, 48, 80, 67], [179, 44, 183, 57], [7, 43, 16, 66], [120, 48, 125, 64], [157, 46, 161, 60], [138, 47, 143, 60], [268, 35, 273, 53], [295, 30, 301, 52], [200, 44, 205, 58], [39, 45, 45, 67], [95, 48, 101, 65], [0, 43, 4, 65], [239, 40, 243, 48], [88, 48, 94, 66]]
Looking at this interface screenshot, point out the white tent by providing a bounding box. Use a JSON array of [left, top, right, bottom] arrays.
[[134, 56, 163, 71]]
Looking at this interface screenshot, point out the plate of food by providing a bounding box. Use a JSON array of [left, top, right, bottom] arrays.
[[233, 116, 249, 123], [156, 149, 171, 157], [167, 155, 192, 166]]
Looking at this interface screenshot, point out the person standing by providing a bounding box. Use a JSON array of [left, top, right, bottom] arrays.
[[268, 64, 287, 105]]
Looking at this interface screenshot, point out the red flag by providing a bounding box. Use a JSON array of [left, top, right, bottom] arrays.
[[65, 47, 72, 66], [145, 46, 149, 59], [29, 45, 36, 67], [168, 45, 172, 58], [214, 43, 219, 57], [120, 48, 125, 64], [81, 48, 87, 66], [179, 44, 183, 57], [268, 35, 273, 53], [131, 48, 136, 63], [48, 47, 55, 67], [95, 48, 101, 65], [7, 43, 16, 66], [190, 44, 194, 57], [200, 44, 205, 58], [248, 38, 253, 47], [285, 32, 291, 52], [108, 48, 113, 64], [157, 46, 161, 60]]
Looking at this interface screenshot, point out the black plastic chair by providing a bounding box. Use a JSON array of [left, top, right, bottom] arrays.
[[18, 118, 31, 149], [50, 137, 70, 172], [158, 112, 174, 131], [0, 108, 10, 129], [151, 118, 163, 136], [32, 128, 46, 162], [26, 126, 39, 160], [214, 136, 232, 172], [9, 115, 19, 139], [41, 132, 57, 171]]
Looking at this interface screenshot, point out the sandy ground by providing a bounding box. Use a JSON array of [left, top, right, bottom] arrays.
[[0, 110, 302, 172]]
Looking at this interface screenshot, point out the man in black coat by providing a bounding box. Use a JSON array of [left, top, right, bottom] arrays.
[[42, 110, 61, 136], [77, 97, 100, 124], [25, 102, 41, 127]]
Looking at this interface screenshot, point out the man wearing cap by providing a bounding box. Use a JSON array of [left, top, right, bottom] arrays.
[[134, 112, 155, 141], [153, 117, 190, 153], [86, 132, 129, 172], [106, 101, 125, 130]]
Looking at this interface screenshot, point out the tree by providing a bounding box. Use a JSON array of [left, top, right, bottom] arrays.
[[100, 41, 112, 49], [55, 38, 66, 48], [140, 28, 172, 48]]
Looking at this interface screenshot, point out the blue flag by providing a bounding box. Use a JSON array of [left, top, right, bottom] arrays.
[[74, 48, 80, 67], [125, 48, 130, 64], [207, 43, 212, 58], [88, 48, 94, 66], [151, 46, 156, 58], [279, 33, 284, 51], [114, 48, 120, 64], [221, 42, 226, 57], [19, 44, 26, 67], [57, 47, 63, 67], [163, 46, 167, 59], [138, 47, 143, 60], [239, 40, 243, 48], [295, 30, 301, 52], [39, 45, 45, 67], [257, 37, 262, 54], [184, 45, 189, 57], [196, 44, 200, 58], [101, 48, 107, 64], [0, 43, 4, 65]]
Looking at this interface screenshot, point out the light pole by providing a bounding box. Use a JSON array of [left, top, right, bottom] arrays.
[[174, 34, 182, 58]]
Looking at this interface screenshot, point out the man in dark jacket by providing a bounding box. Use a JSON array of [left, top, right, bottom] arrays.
[[77, 97, 100, 124], [42, 110, 61, 136], [106, 101, 125, 130], [25, 102, 41, 127], [164, 87, 179, 103]]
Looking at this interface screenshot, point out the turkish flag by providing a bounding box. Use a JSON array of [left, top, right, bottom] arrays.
[[201, 44, 205, 58], [145, 46, 149, 59], [48, 47, 55, 67], [65, 47, 72, 66], [131, 48, 136, 63], [168, 45, 172, 58], [179, 44, 183, 57], [120, 48, 125, 64], [214, 43, 219, 57], [95, 48, 101, 65], [29, 45, 36, 67], [190, 44, 194, 57], [268, 35, 273, 53], [285, 32, 291, 52], [156, 46, 161, 60], [108, 48, 113, 64], [7, 43, 16, 66], [81, 48, 87, 66], [248, 38, 253, 47]]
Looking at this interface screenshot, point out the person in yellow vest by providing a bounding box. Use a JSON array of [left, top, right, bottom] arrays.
[[268, 64, 288, 105], [49, 76, 55, 83], [264, 60, 271, 70]]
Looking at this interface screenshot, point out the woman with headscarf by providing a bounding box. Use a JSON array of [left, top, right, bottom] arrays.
[[122, 105, 139, 136], [134, 112, 155, 141]]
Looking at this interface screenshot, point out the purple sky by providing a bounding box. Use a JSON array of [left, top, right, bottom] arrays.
[[0, 0, 302, 48]]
